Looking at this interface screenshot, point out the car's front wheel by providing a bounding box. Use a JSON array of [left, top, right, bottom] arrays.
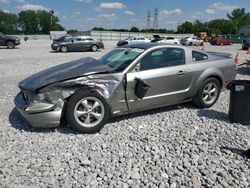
[[60, 45, 68, 53], [91, 45, 98, 52], [6, 41, 15, 49], [193, 78, 221, 108], [66, 91, 110, 133]]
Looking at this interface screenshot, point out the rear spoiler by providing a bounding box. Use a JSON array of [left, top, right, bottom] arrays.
[[206, 51, 232, 58]]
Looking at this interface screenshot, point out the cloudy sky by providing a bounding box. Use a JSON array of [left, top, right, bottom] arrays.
[[1, 0, 249, 30]]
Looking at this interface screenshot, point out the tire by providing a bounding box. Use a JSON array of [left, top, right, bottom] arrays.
[[193, 78, 221, 108], [91, 45, 98, 52], [60, 45, 68, 53], [6, 41, 15, 49], [66, 91, 110, 133], [189, 42, 193, 46]]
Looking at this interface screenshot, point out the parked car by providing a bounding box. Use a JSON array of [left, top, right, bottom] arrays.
[[0, 32, 20, 49], [180, 36, 203, 46], [242, 38, 250, 50], [151, 34, 164, 42], [15, 43, 236, 133], [117, 36, 151, 46], [157, 36, 180, 45], [51, 35, 104, 52], [210, 37, 232, 45]]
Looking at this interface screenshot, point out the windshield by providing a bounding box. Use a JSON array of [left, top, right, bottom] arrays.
[[100, 48, 145, 72]]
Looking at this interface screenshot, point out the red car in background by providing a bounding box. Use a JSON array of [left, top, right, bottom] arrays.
[[210, 37, 232, 45]]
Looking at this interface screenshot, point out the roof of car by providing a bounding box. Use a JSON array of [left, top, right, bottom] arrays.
[[125, 42, 163, 49], [75, 35, 93, 38]]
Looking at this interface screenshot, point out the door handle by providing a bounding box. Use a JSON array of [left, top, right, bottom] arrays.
[[177, 70, 186, 75]]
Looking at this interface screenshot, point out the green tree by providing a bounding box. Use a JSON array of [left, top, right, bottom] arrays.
[[130, 26, 140, 32], [18, 10, 39, 34], [177, 21, 194, 33], [37, 10, 64, 33], [207, 19, 234, 35], [227, 8, 250, 27], [0, 11, 18, 34], [18, 10, 64, 34]]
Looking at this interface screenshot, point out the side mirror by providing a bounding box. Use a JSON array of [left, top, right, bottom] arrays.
[[134, 63, 140, 72]]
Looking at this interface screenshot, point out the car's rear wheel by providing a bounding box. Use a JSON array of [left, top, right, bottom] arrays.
[[189, 42, 193, 46], [6, 41, 15, 49], [60, 45, 68, 53], [91, 45, 98, 52], [66, 91, 110, 133], [193, 78, 221, 108]]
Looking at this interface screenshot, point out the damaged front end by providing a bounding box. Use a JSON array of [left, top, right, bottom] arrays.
[[15, 73, 127, 128]]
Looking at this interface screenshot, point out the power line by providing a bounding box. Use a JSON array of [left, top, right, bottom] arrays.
[[153, 8, 159, 29], [146, 11, 151, 30]]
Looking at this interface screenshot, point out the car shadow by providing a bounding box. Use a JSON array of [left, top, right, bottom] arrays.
[[9, 102, 195, 134], [237, 66, 250, 76], [0, 47, 20, 50], [49, 50, 101, 53], [197, 109, 229, 123], [108, 102, 195, 124], [220, 146, 250, 159]]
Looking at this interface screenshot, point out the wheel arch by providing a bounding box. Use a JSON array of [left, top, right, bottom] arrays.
[[5, 40, 15, 45], [61, 87, 112, 122], [193, 70, 223, 96]]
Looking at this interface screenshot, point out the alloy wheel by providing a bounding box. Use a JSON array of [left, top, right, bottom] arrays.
[[202, 82, 218, 105], [73, 97, 105, 128]]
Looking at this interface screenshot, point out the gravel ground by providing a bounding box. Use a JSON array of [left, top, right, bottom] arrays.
[[0, 40, 249, 187]]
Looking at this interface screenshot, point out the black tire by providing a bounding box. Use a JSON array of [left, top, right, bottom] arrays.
[[6, 41, 15, 49], [91, 44, 98, 52], [60, 45, 68, 53], [193, 78, 221, 108], [189, 42, 193, 46], [66, 91, 110, 133]]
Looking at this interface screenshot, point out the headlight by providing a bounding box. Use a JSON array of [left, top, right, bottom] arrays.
[[33, 90, 74, 104]]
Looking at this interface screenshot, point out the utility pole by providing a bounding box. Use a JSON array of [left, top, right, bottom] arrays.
[[146, 11, 151, 30], [153, 8, 159, 29]]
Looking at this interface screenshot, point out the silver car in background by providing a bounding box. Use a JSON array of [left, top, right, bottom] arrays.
[[15, 43, 236, 133], [157, 36, 180, 45], [180, 36, 204, 46], [117, 36, 151, 46]]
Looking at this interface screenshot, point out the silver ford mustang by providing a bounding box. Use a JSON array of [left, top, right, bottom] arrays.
[[15, 43, 236, 133]]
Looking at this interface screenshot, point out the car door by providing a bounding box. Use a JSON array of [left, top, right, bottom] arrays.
[[126, 47, 193, 111], [0, 35, 4, 46], [70, 37, 84, 51], [83, 38, 95, 50]]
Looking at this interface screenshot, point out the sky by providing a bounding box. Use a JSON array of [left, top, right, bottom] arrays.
[[0, 0, 250, 31]]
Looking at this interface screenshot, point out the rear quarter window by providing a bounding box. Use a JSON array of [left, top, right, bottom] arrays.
[[192, 51, 208, 62]]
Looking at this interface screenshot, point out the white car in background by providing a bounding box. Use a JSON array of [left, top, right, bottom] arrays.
[[157, 36, 180, 45], [180, 36, 204, 46], [117, 36, 151, 46]]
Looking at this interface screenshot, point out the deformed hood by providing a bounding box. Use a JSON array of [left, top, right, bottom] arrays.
[[19, 57, 114, 92]]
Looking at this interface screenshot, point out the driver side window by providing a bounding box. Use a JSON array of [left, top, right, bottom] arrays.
[[139, 48, 185, 71]]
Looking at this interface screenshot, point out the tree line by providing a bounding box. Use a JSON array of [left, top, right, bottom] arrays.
[[0, 8, 249, 35], [0, 10, 64, 34], [93, 8, 250, 35]]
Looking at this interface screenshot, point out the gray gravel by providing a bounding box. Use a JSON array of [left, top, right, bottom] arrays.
[[0, 40, 250, 187]]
